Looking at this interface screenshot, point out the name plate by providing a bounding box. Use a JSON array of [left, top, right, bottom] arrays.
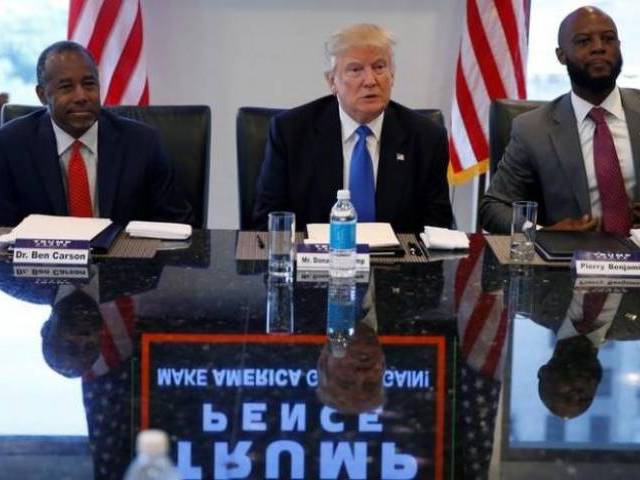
[[573, 250, 640, 277], [296, 270, 370, 283], [13, 239, 90, 265], [574, 276, 640, 290], [13, 265, 90, 284], [296, 243, 370, 271]]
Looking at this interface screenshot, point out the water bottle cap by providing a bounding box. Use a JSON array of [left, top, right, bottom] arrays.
[[136, 429, 169, 456], [328, 333, 348, 358], [337, 189, 350, 200]]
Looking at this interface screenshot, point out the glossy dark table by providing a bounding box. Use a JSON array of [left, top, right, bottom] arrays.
[[0, 230, 638, 480]]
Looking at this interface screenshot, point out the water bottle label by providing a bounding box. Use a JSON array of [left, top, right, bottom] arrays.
[[330, 223, 356, 250]]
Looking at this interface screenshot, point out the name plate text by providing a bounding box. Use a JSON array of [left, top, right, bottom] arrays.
[[573, 250, 640, 277], [13, 239, 90, 265], [296, 243, 370, 271]]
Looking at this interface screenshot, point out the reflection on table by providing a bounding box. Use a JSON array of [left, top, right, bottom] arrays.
[[0, 231, 639, 479]]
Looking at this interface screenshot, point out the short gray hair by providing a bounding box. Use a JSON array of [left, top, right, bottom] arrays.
[[324, 23, 396, 73]]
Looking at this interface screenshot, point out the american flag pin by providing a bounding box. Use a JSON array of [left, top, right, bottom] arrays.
[[396, 153, 405, 161]]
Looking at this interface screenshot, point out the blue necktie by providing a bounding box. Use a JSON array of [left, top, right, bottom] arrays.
[[349, 125, 375, 222]]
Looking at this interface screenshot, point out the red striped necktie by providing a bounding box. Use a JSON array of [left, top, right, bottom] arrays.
[[67, 140, 93, 217], [588, 107, 631, 235]]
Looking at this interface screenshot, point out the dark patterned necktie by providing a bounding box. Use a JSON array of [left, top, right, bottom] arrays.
[[576, 291, 608, 334], [588, 107, 630, 235], [349, 125, 375, 222]]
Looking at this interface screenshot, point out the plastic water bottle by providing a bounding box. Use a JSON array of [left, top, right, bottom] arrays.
[[326, 276, 356, 357], [124, 429, 181, 480], [329, 189, 357, 277]]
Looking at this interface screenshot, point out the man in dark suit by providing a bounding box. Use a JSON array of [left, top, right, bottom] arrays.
[[480, 7, 640, 234], [0, 41, 192, 227], [253, 23, 452, 232]]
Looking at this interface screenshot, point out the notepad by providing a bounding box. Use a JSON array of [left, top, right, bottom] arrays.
[[305, 222, 400, 248], [0, 214, 112, 243], [535, 230, 636, 262]]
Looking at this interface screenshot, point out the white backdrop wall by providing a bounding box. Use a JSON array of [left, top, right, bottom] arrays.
[[141, 0, 476, 230]]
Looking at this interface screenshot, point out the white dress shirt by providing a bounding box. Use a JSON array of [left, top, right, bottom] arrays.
[[556, 290, 622, 346], [338, 104, 384, 190], [50, 119, 99, 216], [571, 87, 636, 219]]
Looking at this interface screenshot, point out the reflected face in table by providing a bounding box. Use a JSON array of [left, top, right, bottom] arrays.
[[317, 322, 385, 414]]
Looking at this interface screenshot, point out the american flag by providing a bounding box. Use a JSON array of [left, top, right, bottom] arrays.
[[84, 295, 137, 381], [454, 235, 509, 380], [68, 0, 149, 106], [454, 238, 508, 478], [448, 0, 530, 184]]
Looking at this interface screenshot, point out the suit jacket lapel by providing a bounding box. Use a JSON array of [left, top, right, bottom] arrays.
[[313, 99, 343, 213], [376, 104, 407, 221], [34, 113, 67, 215], [97, 111, 124, 218], [550, 94, 591, 215], [620, 88, 640, 200]]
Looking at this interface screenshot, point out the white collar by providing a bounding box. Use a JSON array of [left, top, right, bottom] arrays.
[[50, 115, 98, 156], [571, 86, 624, 123], [338, 103, 384, 142]]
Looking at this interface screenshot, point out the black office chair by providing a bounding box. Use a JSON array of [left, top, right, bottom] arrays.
[[414, 109, 445, 127], [236, 107, 283, 230], [489, 99, 546, 175], [235, 106, 445, 230], [1, 104, 211, 228]]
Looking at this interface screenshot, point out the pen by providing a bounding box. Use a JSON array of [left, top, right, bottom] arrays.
[[415, 236, 430, 260], [408, 241, 422, 256]]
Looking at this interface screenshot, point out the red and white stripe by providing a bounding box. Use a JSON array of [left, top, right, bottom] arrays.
[[84, 296, 137, 380], [449, 0, 529, 185], [455, 236, 509, 380], [68, 0, 149, 106]]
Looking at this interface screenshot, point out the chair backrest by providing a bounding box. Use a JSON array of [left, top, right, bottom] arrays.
[[489, 99, 546, 175], [1, 104, 211, 228], [235, 106, 445, 230], [236, 107, 284, 230], [414, 109, 445, 127]]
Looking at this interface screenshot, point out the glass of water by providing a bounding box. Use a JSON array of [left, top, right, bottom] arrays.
[[268, 211, 295, 279], [510, 201, 537, 262], [266, 275, 294, 334]]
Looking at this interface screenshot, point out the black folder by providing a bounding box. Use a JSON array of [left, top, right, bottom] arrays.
[[90, 223, 123, 254], [534, 230, 637, 262]]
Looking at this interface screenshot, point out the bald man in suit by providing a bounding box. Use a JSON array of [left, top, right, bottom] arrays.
[[480, 7, 640, 234]]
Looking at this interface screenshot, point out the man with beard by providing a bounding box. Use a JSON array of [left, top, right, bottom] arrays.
[[480, 6, 640, 234]]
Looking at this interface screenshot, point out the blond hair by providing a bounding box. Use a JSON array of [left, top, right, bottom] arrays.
[[324, 23, 395, 73]]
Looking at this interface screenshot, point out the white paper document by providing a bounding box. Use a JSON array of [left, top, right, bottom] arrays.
[[0, 214, 112, 243], [305, 222, 399, 248]]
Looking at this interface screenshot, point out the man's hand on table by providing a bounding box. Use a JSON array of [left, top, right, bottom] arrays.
[[544, 214, 600, 232]]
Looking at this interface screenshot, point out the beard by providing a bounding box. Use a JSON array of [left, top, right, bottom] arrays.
[[566, 55, 623, 93]]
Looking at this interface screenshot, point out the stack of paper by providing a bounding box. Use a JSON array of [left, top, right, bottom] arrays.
[[305, 222, 399, 248], [0, 214, 112, 243], [421, 226, 469, 250]]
